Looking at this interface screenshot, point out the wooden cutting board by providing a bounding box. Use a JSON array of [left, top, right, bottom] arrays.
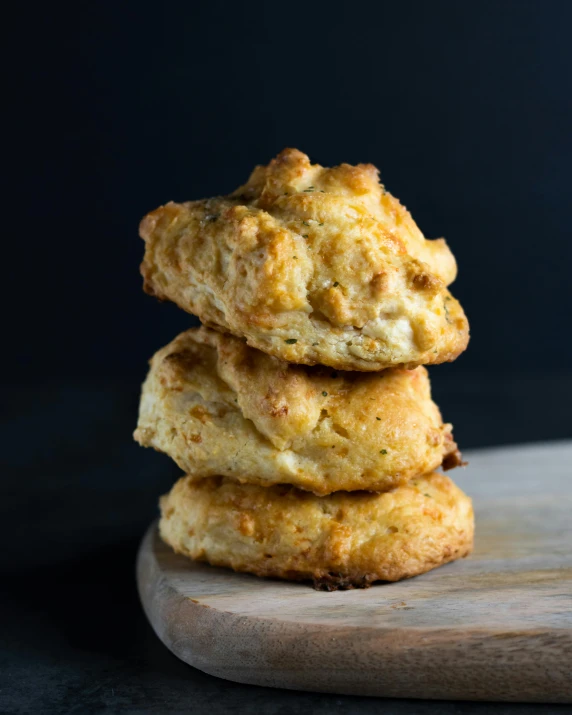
[[137, 441, 572, 702]]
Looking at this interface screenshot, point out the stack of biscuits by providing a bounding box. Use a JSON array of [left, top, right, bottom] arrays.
[[134, 149, 473, 590]]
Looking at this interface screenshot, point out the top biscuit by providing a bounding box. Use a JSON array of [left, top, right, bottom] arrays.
[[140, 149, 469, 371]]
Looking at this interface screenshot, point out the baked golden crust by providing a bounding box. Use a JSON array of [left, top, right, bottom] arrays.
[[159, 473, 474, 589], [140, 149, 469, 371], [134, 327, 463, 495]]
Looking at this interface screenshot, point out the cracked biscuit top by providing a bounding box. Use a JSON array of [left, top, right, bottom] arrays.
[[140, 148, 469, 371], [134, 327, 463, 495]]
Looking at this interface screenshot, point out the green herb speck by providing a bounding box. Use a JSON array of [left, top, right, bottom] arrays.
[[285, 338, 297, 344], [444, 300, 451, 324], [302, 234, 309, 238], [424, 493, 432, 498], [302, 221, 311, 226], [322, 391, 328, 397], [376, 417, 381, 421], [380, 449, 388, 455], [333, 281, 339, 287], [312, 342, 319, 346]]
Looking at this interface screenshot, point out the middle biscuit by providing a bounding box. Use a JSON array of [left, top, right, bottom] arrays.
[[135, 327, 462, 495]]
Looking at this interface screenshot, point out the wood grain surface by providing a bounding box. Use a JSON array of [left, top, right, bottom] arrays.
[[137, 441, 572, 702]]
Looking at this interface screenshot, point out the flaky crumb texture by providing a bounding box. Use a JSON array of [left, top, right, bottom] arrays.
[[135, 327, 463, 495], [140, 149, 469, 371], [160, 472, 474, 588]]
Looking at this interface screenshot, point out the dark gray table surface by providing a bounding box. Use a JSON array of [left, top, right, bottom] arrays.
[[2, 373, 572, 714]]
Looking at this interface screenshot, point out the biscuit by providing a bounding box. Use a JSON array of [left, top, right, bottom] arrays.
[[140, 148, 469, 371], [159, 472, 474, 589], [134, 327, 463, 495]]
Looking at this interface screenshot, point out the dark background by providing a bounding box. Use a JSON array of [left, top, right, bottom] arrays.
[[13, 0, 572, 382], [3, 2, 572, 713]]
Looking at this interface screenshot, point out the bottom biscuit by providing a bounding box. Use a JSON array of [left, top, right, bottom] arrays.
[[159, 473, 474, 590]]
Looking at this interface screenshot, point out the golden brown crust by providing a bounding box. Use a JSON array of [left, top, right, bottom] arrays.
[[159, 472, 474, 589], [140, 149, 469, 371], [134, 327, 462, 495]]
